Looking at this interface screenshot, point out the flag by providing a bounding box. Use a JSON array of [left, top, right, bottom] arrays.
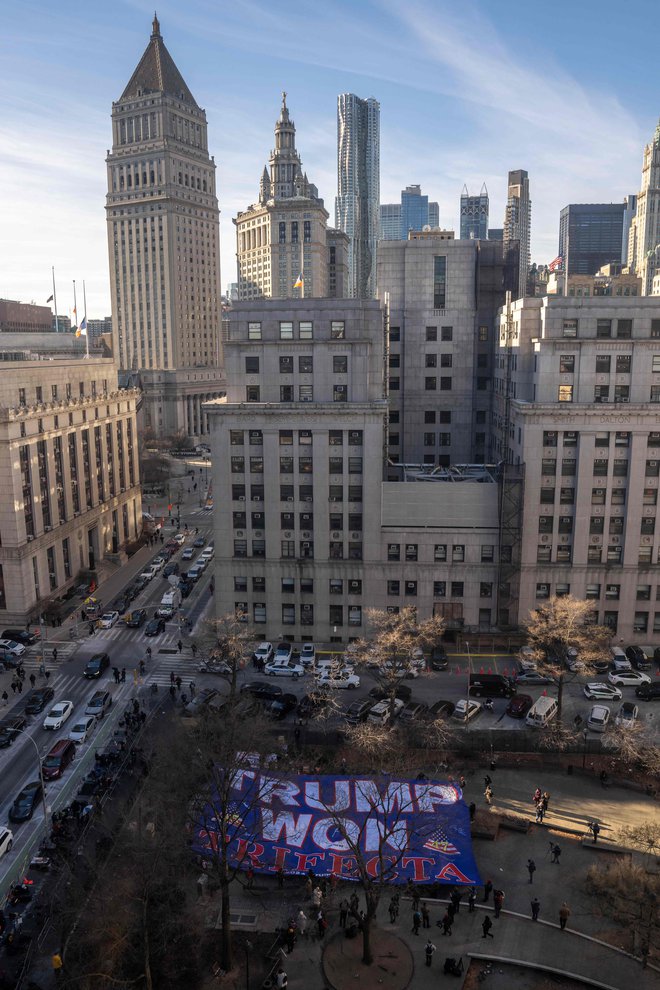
[[46, 294, 53, 303], [76, 317, 87, 337], [423, 825, 459, 855], [548, 255, 563, 272], [293, 273, 303, 289]]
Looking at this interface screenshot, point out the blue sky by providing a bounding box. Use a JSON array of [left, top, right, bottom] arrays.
[[1, 0, 660, 316]]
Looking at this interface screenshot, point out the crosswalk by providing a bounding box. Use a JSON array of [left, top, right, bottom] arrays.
[[20, 641, 80, 670], [142, 652, 200, 689]]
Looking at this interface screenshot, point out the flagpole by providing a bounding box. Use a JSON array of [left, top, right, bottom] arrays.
[[300, 240, 305, 300], [82, 279, 89, 358], [52, 267, 59, 333], [73, 279, 78, 334]]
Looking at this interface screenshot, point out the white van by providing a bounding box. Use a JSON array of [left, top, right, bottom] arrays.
[[526, 696, 558, 728]]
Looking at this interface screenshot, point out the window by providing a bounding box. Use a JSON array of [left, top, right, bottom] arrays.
[[450, 582, 464, 597], [644, 488, 658, 505], [279, 356, 293, 374], [537, 545, 552, 563], [542, 458, 557, 475], [538, 516, 554, 534], [233, 539, 247, 558], [230, 430, 244, 446], [603, 611, 618, 631], [389, 354, 401, 369], [588, 546, 602, 563], [245, 356, 259, 374], [425, 354, 437, 368], [479, 325, 489, 341], [616, 355, 631, 373], [646, 460, 660, 477], [423, 432, 435, 447], [558, 385, 573, 402], [439, 433, 451, 446], [389, 411, 399, 424], [596, 319, 612, 338], [560, 355, 575, 373], [299, 385, 314, 402], [440, 377, 452, 390], [348, 605, 362, 626], [232, 484, 246, 500], [280, 456, 294, 474], [348, 457, 362, 474], [613, 459, 628, 476], [282, 577, 295, 594], [536, 583, 550, 599], [440, 354, 453, 368], [562, 319, 578, 337], [281, 539, 295, 558], [480, 582, 493, 598], [595, 432, 609, 448], [329, 430, 343, 447], [280, 385, 293, 401], [441, 326, 453, 341], [609, 516, 624, 535], [560, 487, 574, 504], [589, 516, 604, 534], [329, 604, 343, 626], [233, 511, 247, 529], [425, 411, 436, 424], [331, 321, 345, 339], [653, 355, 660, 373], [333, 385, 347, 402], [634, 611, 648, 633], [253, 602, 266, 624], [234, 576, 248, 592], [387, 580, 400, 596], [585, 583, 601, 600], [611, 489, 626, 505], [641, 516, 656, 535], [433, 256, 446, 308], [640, 546, 653, 564], [651, 386, 660, 403], [387, 543, 400, 561], [329, 456, 343, 474], [433, 581, 446, 598], [595, 355, 611, 373], [389, 377, 400, 391], [389, 433, 400, 446], [333, 356, 348, 373], [282, 604, 296, 625], [425, 377, 436, 390], [653, 320, 660, 339], [594, 385, 610, 403], [605, 584, 621, 602], [563, 431, 578, 447], [593, 459, 608, 476], [279, 321, 293, 339], [251, 485, 264, 501], [543, 431, 557, 447], [452, 545, 465, 562], [250, 456, 263, 474], [558, 516, 573, 533], [246, 385, 260, 402], [480, 545, 494, 563], [405, 581, 417, 596], [617, 319, 632, 339], [556, 546, 572, 563], [405, 544, 418, 561], [614, 385, 629, 403], [637, 584, 651, 601], [556, 583, 571, 597], [231, 456, 245, 474], [426, 326, 437, 341], [390, 326, 400, 341], [439, 410, 452, 424], [299, 321, 313, 340], [329, 485, 343, 502], [434, 544, 447, 561]]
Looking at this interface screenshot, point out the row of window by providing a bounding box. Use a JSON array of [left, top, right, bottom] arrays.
[[18, 381, 109, 407], [562, 318, 638, 338], [245, 355, 349, 375], [232, 512, 363, 531], [538, 514, 655, 535], [542, 430, 634, 447], [558, 384, 660, 403], [246, 320, 346, 340], [558, 353, 656, 374], [536, 545, 660, 565], [386, 579, 492, 599], [235, 602, 362, 626], [386, 543, 498, 563], [539, 487, 657, 505], [245, 384, 348, 403], [533, 595, 660, 635], [537, 582, 660, 602], [230, 484, 366, 502], [229, 429, 363, 447], [234, 576, 362, 595]]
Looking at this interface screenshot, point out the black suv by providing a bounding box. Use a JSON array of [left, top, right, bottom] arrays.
[[635, 683, 660, 701], [1, 629, 37, 646], [345, 699, 374, 724], [25, 687, 55, 715], [0, 714, 27, 747], [625, 646, 651, 670], [84, 652, 110, 678], [240, 681, 283, 702], [430, 646, 448, 670]]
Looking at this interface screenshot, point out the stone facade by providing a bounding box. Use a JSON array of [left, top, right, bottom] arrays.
[[0, 357, 142, 624], [503, 169, 531, 299]]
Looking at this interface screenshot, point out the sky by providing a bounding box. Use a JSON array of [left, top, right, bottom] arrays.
[[1, 0, 660, 317]]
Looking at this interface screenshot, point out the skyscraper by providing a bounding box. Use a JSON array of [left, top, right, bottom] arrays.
[[503, 170, 531, 299], [460, 184, 489, 240], [335, 94, 380, 297], [380, 185, 440, 241], [234, 94, 331, 300], [106, 16, 224, 437], [558, 203, 625, 275], [629, 121, 660, 294]]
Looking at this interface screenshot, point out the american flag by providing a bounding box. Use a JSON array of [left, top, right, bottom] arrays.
[[423, 825, 459, 855]]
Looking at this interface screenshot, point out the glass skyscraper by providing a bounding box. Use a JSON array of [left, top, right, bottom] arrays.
[[460, 184, 489, 240], [379, 185, 440, 241], [336, 94, 380, 297], [558, 203, 626, 275]]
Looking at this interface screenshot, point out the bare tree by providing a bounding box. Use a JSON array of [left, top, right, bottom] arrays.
[[585, 860, 660, 963], [524, 595, 611, 720], [604, 723, 660, 780]]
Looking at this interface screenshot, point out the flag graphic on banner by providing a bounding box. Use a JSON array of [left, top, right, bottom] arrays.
[[423, 825, 460, 855]]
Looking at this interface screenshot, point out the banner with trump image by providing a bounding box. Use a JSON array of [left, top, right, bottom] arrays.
[[192, 772, 480, 885]]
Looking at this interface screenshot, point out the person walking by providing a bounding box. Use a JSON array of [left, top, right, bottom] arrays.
[[388, 898, 397, 924], [450, 889, 462, 914], [317, 910, 328, 939], [412, 889, 421, 912], [411, 909, 422, 935], [531, 897, 540, 922], [589, 821, 601, 843], [1, 691, 8, 707], [527, 859, 536, 883], [551, 843, 562, 864], [482, 916, 494, 939], [535, 802, 545, 823], [424, 938, 437, 967], [484, 784, 493, 805], [441, 911, 452, 936], [468, 887, 476, 913], [177, 639, 183, 653], [421, 902, 430, 928], [10, 681, 16, 695], [52, 648, 58, 663], [170, 671, 176, 685], [285, 924, 296, 954], [483, 879, 493, 902], [175, 676, 182, 691], [189, 681, 196, 699], [533, 786, 541, 804], [29, 673, 36, 689], [191, 643, 198, 658], [559, 902, 571, 930], [339, 899, 349, 927], [113, 667, 120, 684], [16, 678, 22, 694], [493, 889, 504, 918], [45, 670, 51, 683], [297, 909, 307, 936], [120, 668, 126, 683], [484, 773, 492, 789]]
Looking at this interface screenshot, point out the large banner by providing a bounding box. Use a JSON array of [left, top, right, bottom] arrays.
[[192, 772, 480, 886]]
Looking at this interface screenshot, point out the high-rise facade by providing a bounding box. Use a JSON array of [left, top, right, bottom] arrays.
[[234, 94, 332, 301], [335, 94, 380, 298], [558, 203, 625, 275], [379, 203, 401, 241], [628, 122, 660, 294], [379, 186, 439, 241], [503, 169, 531, 299], [106, 16, 224, 437], [460, 185, 489, 240]]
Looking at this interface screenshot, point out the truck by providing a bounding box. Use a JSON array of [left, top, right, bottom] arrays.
[[156, 587, 182, 618]]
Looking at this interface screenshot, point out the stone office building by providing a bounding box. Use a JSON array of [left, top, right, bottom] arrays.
[[0, 357, 142, 624]]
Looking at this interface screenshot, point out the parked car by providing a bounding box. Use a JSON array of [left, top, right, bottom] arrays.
[[1, 629, 37, 646], [452, 699, 483, 722], [183, 688, 223, 718], [0, 714, 27, 747], [608, 670, 651, 688], [43, 700, 74, 731], [138, 568, 156, 584], [85, 690, 113, 719], [179, 579, 193, 599], [316, 669, 360, 689], [610, 649, 632, 673], [110, 596, 129, 615], [300, 642, 316, 667], [151, 557, 165, 573], [0, 651, 23, 670], [514, 671, 557, 686], [193, 536, 205, 547], [430, 646, 448, 670], [635, 682, 660, 701], [344, 699, 373, 724], [0, 827, 14, 858], [132, 576, 149, 593], [144, 618, 166, 637], [68, 715, 96, 743], [506, 694, 534, 718], [265, 660, 305, 678], [173, 533, 186, 546], [273, 642, 293, 664], [253, 642, 274, 666], [163, 562, 180, 578], [239, 681, 283, 702], [9, 781, 43, 823], [297, 693, 331, 719], [367, 699, 404, 725], [25, 687, 55, 715], [182, 547, 195, 560], [0, 639, 26, 657], [266, 694, 298, 720], [428, 699, 455, 719], [615, 702, 639, 726], [124, 609, 147, 628], [42, 739, 76, 780], [187, 565, 204, 583], [625, 646, 651, 670], [583, 682, 622, 701], [199, 546, 214, 561], [124, 583, 140, 602], [518, 646, 538, 670], [84, 653, 110, 679], [587, 705, 610, 733], [399, 701, 429, 724], [368, 684, 413, 703]]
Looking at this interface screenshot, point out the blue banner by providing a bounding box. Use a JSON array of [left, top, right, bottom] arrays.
[[192, 773, 480, 885]]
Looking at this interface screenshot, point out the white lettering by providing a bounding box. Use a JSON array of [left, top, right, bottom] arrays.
[[304, 779, 351, 812], [312, 816, 360, 851], [260, 808, 312, 848]]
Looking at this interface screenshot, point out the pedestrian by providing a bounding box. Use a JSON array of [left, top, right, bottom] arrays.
[[274, 967, 288, 989], [52, 951, 64, 983], [297, 909, 307, 936], [483, 879, 493, 902], [52, 648, 58, 663], [16, 678, 22, 694], [484, 773, 492, 789], [559, 902, 570, 930], [246, 866, 254, 889], [113, 667, 119, 684], [177, 639, 183, 653], [10, 682, 16, 695], [459, 774, 466, 788], [482, 916, 494, 939], [600, 770, 609, 788], [388, 898, 397, 924], [531, 897, 540, 921], [422, 901, 430, 928], [45, 670, 51, 683], [120, 668, 126, 683], [484, 784, 493, 805], [535, 802, 545, 823], [339, 899, 349, 927], [412, 889, 421, 912], [169, 684, 176, 701], [469, 801, 476, 821], [589, 821, 601, 844], [317, 910, 328, 938], [412, 909, 421, 935], [29, 673, 36, 689], [170, 671, 175, 685], [542, 790, 550, 810], [493, 889, 504, 918], [450, 889, 462, 914], [1, 691, 7, 707], [285, 925, 295, 953], [533, 787, 541, 804], [191, 643, 198, 658], [312, 887, 323, 909], [304, 876, 313, 898], [425, 938, 437, 966], [551, 843, 561, 864], [441, 911, 452, 935], [527, 859, 536, 883], [349, 892, 359, 915], [175, 676, 182, 691], [468, 887, 476, 913]]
